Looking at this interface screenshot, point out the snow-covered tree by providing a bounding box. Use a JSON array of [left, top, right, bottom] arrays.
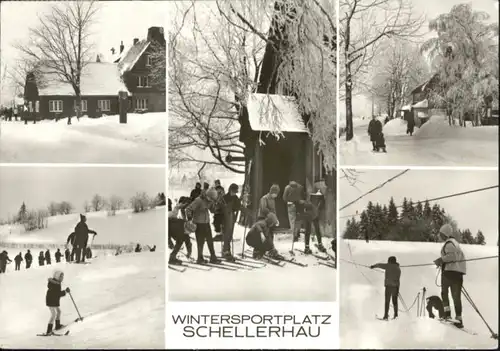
[[474, 230, 486, 245]]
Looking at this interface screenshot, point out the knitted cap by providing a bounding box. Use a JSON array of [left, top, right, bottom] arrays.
[[270, 184, 280, 195], [53, 270, 64, 282], [206, 188, 218, 201], [439, 224, 453, 238], [265, 212, 279, 227]]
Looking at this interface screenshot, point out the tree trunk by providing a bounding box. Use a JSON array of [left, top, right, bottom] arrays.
[[344, 23, 354, 141]]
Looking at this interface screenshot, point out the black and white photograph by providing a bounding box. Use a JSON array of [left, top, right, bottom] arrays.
[[167, 0, 337, 301], [0, 166, 166, 348], [338, 0, 499, 167], [0, 1, 167, 164], [338, 169, 498, 349]]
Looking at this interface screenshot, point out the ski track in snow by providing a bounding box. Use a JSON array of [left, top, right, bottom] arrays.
[[340, 117, 498, 167], [340, 240, 498, 349], [0, 113, 165, 163], [169, 224, 336, 302], [0, 252, 165, 349]]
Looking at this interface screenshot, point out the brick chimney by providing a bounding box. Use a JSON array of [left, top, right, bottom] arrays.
[[133, 38, 139, 45], [120, 41, 124, 53], [147, 27, 165, 45]]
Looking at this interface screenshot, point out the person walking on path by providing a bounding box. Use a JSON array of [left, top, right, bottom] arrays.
[[14, 252, 23, 271]]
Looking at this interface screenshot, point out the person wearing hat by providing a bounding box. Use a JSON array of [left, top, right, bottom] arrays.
[[283, 181, 305, 241], [190, 183, 202, 201], [433, 223, 466, 328], [0, 250, 12, 273], [212, 182, 226, 238], [258, 184, 280, 218], [14, 252, 23, 271], [370, 256, 401, 320], [185, 188, 221, 264], [246, 210, 284, 260], [25, 249, 33, 269], [220, 183, 241, 261], [45, 270, 70, 335], [73, 214, 97, 263]]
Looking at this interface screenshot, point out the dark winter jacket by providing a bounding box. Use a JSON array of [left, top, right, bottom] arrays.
[[74, 222, 96, 245], [67, 232, 76, 246], [310, 192, 325, 213], [190, 188, 202, 201], [283, 182, 305, 203], [0, 252, 12, 264], [246, 219, 270, 247], [368, 119, 383, 140], [24, 252, 33, 263], [55, 250, 62, 260], [45, 251, 51, 263], [46, 278, 67, 307], [38, 254, 45, 266], [302, 201, 319, 221], [168, 217, 187, 241], [372, 262, 401, 287], [185, 197, 211, 224], [222, 193, 241, 216], [14, 254, 23, 263]]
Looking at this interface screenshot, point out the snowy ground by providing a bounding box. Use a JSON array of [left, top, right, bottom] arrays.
[[0, 252, 165, 349], [339, 239, 498, 349], [169, 224, 336, 302], [0, 113, 165, 163], [340, 116, 498, 167]]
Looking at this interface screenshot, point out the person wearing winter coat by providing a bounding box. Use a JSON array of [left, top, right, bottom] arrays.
[[14, 252, 23, 271], [426, 295, 445, 319], [55, 249, 62, 263], [45, 249, 52, 265], [190, 183, 202, 201], [45, 270, 70, 335], [246, 210, 284, 260], [38, 251, 45, 266], [64, 248, 70, 263], [220, 183, 241, 261], [283, 181, 305, 241], [406, 116, 415, 136], [433, 223, 466, 328], [258, 184, 280, 218], [74, 214, 97, 263], [66, 232, 76, 262], [168, 200, 194, 264], [0, 251, 12, 273], [150, 245, 156, 252], [212, 184, 226, 236], [300, 200, 327, 254], [185, 188, 221, 264], [370, 256, 401, 320], [135, 244, 142, 253], [368, 116, 383, 151], [25, 250, 33, 269]]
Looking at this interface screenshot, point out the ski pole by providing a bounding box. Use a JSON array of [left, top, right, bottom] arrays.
[[462, 286, 498, 339], [68, 291, 84, 322]]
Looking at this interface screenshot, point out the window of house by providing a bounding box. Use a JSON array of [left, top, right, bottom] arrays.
[[97, 100, 111, 112], [136, 98, 148, 110], [74, 99, 88, 112], [138, 76, 150, 88], [49, 100, 63, 113], [146, 55, 152, 66]]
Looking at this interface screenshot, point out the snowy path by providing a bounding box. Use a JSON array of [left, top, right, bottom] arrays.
[[340, 118, 498, 167], [0, 115, 165, 163], [169, 226, 336, 301], [339, 240, 498, 349], [0, 252, 165, 349]]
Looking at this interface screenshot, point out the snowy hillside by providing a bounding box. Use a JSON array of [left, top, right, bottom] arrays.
[[0, 113, 166, 163], [0, 207, 165, 248], [340, 115, 498, 166], [169, 224, 336, 301], [0, 252, 165, 349], [340, 239, 498, 349]]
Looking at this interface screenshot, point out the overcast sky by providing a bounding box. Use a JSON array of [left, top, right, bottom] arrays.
[[0, 0, 168, 105], [339, 169, 498, 246], [0, 167, 165, 220]]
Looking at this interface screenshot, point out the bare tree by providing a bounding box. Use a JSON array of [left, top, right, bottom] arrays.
[[91, 194, 106, 212], [13, 0, 99, 124], [340, 0, 425, 140], [108, 195, 124, 216]]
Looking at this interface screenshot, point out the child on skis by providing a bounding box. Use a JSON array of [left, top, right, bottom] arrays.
[[300, 200, 327, 254], [168, 199, 194, 264], [370, 256, 401, 320], [246, 209, 284, 260], [45, 270, 70, 335]]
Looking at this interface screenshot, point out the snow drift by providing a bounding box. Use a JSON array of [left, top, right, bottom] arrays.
[[414, 115, 498, 141], [383, 118, 418, 137], [340, 239, 498, 349]]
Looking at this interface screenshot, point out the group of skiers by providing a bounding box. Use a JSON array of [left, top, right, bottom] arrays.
[[168, 178, 336, 265], [370, 223, 467, 328]]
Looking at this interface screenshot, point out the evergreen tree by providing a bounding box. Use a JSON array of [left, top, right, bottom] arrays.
[[431, 204, 445, 233], [407, 199, 415, 220], [366, 201, 376, 235], [423, 200, 432, 220], [359, 211, 370, 242], [462, 229, 474, 244], [401, 197, 409, 219], [18, 202, 27, 223], [343, 218, 358, 239], [415, 201, 423, 220], [387, 197, 398, 226], [474, 230, 486, 245]]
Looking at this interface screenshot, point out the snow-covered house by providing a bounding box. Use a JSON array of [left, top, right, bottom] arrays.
[[116, 26, 166, 113], [24, 62, 130, 120], [410, 73, 440, 126]]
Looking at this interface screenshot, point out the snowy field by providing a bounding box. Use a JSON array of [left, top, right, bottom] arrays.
[[0, 251, 165, 349], [340, 115, 498, 167], [0, 113, 166, 163], [339, 239, 498, 349]]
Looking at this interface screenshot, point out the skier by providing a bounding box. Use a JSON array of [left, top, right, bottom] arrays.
[[14, 252, 23, 271], [368, 115, 384, 152], [55, 249, 62, 263], [203, 182, 210, 192], [38, 251, 45, 266], [258, 184, 280, 217], [246, 209, 284, 260], [45, 249, 52, 265], [66, 232, 76, 262], [370, 256, 401, 320], [45, 270, 71, 335], [300, 200, 327, 254], [25, 249, 33, 269], [135, 244, 142, 253], [185, 188, 221, 264], [220, 183, 241, 261], [426, 295, 445, 319], [190, 182, 202, 201], [212, 183, 225, 241], [73, 214, 97, 263], [283, 181, 305, 242], [168, 199, 194, 264], [64, 248, 70, 263], [168, 198, 175, 250], [433, 223, 466, 328], [0, 250, 12, 273]]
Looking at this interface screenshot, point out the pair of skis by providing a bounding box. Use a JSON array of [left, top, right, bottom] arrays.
[[37, 330, 70, 337], [374, 315, 478, 336]]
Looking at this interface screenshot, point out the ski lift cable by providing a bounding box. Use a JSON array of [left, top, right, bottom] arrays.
[[339, 170, 411, 212], [340, 255, 498, 269], [340, 185, 499, 219]]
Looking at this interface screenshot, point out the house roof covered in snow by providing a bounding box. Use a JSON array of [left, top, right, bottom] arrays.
[[412, 99, 428, 109], [411, 73, 440, 95], [401, 104, 411, 111], [246, 93, 308, 133], [118, 39, 150, 75], [37, 62, 130, 96]]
